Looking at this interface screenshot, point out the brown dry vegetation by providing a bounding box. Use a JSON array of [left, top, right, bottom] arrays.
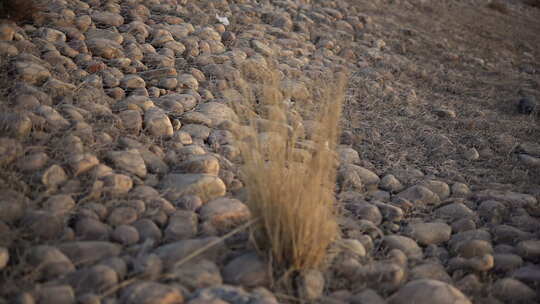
[[229, 65, 347, 275]]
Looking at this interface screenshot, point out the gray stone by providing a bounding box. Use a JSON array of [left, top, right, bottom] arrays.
[[223, 252, 269, 287], [57, 241, 121, 266], [111, 225, 139, 245], [388, 279, 471, 304], [0, 247, 7, 270], [516, 240, 540, 260], [397, 185, 440, 206], [297, 269, 325, 301], [434, 203, 475, 221], [107, 149, 147, 178], [160, 173, 226, 203], [410, 263, 451, 283], [144, 107, 173, 138], [66, 265, 118, 293], [167, 259, 222, 289], [177, 154, 220, 176], [349, 289, 386, 304], [75, 218, 110, 241], [120, 282, 183, 304], [102, 174, 133, 196], [164, 211, 198, 241], [382, 235, 423, 260], [405, 222, 451, 246], [380, 174, 404, 192], [154, 237, 224, 267], [36, 285, 75, 304], [493, 253, 523, 272], [419, 180, 450, 199], [491, 278, 536, 303], [133, 219, 162, 242], [199, 198, 251, 232]]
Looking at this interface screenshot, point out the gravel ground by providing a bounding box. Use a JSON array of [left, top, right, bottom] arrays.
[[0, 0, 539, 303]]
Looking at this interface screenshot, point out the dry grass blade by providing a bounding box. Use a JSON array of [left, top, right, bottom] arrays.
[[230, 65, 347, 272]]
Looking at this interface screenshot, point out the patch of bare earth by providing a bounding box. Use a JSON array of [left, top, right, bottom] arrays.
[[344, 0, 540, 192]]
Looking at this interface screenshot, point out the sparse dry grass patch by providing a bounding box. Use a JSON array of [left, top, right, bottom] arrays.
[[228, 65, 347, 274]]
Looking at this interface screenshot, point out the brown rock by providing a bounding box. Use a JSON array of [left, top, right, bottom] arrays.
[[223, 252, 269, 287], [120, 281, 183, 304]]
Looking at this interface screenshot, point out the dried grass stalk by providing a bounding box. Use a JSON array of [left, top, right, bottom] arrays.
[[229, 65, 347, 271]]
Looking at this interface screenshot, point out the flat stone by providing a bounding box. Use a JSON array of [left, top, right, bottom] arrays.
[[409, 263, 452, 283], [493, 253, 523, 272], [355, 262, 406, 292], [160, 173, 226, 203], [397, 185, 440, 206], [164, 210, 198, 241], [176, 154, 220, 176], [57, 241, 121, 266], [200, 198, 251, 232], [36, 285, 75, 304], [491, 278, 536, 303], [120, 281, 183, 304], [382, 235, 423, 260], [64, 265, 118, 293], [388, 279, 471, 304], [144, 107, 173, 138], [102, 174, 133, 196], [434, 203, 475, 221], [27, 245, 75, 279], [107, 149, 147, 178], [516, 240, 540, 260], [154, 237, 224, 267], [223, 252, 269, 287], [405, 222, 452, 246], [15, 61, 51, 85], [512, 265, 540, 284], [380, 174, 404, 192], [296, 269, 325, 301], [419, 180, 450, 199], [167, 259, 222, 289]]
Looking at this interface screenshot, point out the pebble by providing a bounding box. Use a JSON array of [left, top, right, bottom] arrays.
[[223, 252, 269, 287], [434, 203, 475, 221], [0, 247, 9, 270], [516, 239, 540, 260], [154, 237, 224, 267], [160, 173, 226, 203], [57, 241, 121, 266], [380, 174, 404, 192], [382, 235, 423, 260], [296, 269, 325, 301], [120, 282, 183, 304], [491, 278, 536, 303], [167, 259, 222, 289], [35, 285, 75, 304], [164, 210, 198, 241], [388, 279, 471, 304], [397, 185, 440, 206], [405, 222, 451, 245]]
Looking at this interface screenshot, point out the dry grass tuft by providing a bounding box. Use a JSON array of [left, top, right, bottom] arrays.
[[228, 65, 347, 273], [0, 0, 41, 23]]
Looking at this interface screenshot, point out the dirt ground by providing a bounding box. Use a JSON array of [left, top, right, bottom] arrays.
[[343, 0, 540, 193]]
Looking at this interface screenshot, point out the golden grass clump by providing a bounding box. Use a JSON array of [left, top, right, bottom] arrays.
[[228, 64, 347, 272]]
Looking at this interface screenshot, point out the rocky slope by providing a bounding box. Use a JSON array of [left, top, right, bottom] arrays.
[[0, 0, 539, 303]]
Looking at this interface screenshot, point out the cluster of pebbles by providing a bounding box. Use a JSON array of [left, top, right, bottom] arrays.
[[0, 0, 539, 303]]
